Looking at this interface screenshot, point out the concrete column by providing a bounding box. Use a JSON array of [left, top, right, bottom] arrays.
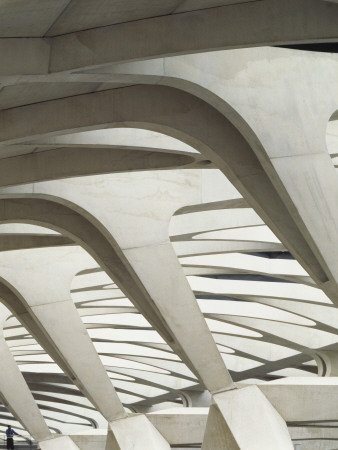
[[0, 246, 171, 448], [0, 246, 126, 422], [106, 415, 170, 450], [123, 242, 233, 392], [0, 171, 234, 392], [39, 436, 80, 450], [202, 386, 293, 450], [28, 298, 125, 422], [0, 305, 52, 442]]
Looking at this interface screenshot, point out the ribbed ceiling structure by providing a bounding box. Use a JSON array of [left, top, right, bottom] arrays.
[[0, 1, 337, 449]]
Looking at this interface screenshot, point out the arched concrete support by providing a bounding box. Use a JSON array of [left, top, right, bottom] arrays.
[[202, 386, 293, 450], [0, 84, 334, 308], [0, 246, 126, 423], [122, 242, 233, 391], [0, 79, 334, 443], [0, 196, 204, 381], [0, 188, 233, 392], [106, 415, 170, 450], [0, 193, 297, 446], [0, 305, 51, 442], [0, 245, 172, 448], [105, 51, 338, 304], [51, 0, 338, 71], [2, 0, 338, 77], [0, 147, 198, 188]]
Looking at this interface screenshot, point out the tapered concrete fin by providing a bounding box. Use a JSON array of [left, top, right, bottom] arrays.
[[202, 386, 293, 450], [106, 414, 171, 450], [39, 435, 80, 449]]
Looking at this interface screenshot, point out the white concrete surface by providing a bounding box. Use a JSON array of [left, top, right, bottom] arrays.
[[0, 3, 336, 448], [202, 386, 293, 449], [106, 415, 170, 450]]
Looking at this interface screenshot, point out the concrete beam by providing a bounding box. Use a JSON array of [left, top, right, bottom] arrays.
[[106, 415, 170, 450], [49, 0, 338, 72], [146, 408, 208, 445], [0, 147, 198, 187], [0, 0, 337, 78], [202, 386, 293, 449], [0, 85, 334, 307], [257, 378, 338, 422], [0, 246, 126, 423]]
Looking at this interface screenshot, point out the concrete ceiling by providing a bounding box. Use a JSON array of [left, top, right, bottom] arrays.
[[0, 0, 258, 37], [0, 2, 337, 448]]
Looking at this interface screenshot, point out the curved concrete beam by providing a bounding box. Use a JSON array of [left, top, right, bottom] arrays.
[[0, 84, 333, 307], [1, 0, 338, 78], [0, 147, 199, 188], [48, 0, 338, 71], [0, 234, 71, 251], [0, 196, 219, 387], [2, 168, 240, 389]]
